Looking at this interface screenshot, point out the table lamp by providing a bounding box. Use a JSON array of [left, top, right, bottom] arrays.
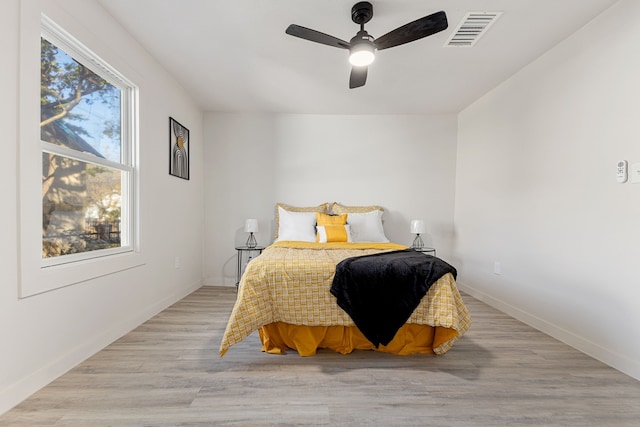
[[410, 219, 425, 249], [244, 219, 258, 248]]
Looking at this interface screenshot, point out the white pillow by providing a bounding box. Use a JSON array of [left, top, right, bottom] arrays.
[[274, 207, 317, 242], [347, 210, 389, 242]]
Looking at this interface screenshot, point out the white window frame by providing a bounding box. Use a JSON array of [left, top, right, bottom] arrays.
[[40, 18, 136, 267], [18, 10, 143, 298]]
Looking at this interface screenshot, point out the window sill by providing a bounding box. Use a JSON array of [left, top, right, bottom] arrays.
[[20, 251, 146, 298]]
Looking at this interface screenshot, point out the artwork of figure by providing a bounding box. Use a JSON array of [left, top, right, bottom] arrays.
[[170, 118, 189, 179]]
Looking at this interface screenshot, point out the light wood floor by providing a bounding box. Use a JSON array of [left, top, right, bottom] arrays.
[[2, 286, 639, 427]]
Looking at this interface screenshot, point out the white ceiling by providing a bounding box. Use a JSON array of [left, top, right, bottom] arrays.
[[98, 0, 619, 114]]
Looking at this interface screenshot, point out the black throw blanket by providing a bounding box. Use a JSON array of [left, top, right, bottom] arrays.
[[330, 249, 457, 347]]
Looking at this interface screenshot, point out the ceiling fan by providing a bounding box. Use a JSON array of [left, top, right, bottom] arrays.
[[285, 2, 448, 89]]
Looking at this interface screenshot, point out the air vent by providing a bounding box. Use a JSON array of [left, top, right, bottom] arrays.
[[445, 11, 502, 47]]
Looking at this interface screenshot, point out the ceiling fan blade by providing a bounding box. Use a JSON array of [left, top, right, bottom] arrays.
[[286, 24, 350, 49], [349, 66, 368, 89], [375, 11, 448, 51]]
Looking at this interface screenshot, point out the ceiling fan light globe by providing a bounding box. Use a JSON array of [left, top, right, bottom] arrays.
[[349, 48, 375, 66]]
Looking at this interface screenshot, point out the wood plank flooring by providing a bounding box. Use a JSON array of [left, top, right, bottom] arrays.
[[1, 286, 639, 426]]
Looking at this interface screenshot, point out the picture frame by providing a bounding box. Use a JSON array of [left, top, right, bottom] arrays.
[[169, 117, 190, 180]]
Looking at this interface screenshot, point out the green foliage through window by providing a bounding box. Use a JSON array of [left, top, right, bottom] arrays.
[[40, 34, 131, 260]]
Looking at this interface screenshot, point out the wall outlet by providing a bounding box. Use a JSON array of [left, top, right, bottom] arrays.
[[494, 261, 501, 275], [174, 256, 181, 269]]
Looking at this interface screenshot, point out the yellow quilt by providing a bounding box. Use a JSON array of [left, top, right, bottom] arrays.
[[219, 241, 471, 356]]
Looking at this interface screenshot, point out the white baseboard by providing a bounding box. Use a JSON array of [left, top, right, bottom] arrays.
[[0, 280, 201, 416], [203, 282, 235, 287], [202, 276, 235, 287], [457, 281, 640, 381]]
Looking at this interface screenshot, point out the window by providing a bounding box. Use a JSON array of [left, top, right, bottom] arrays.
[[40, 17, 136, 267], [18, 14, 141, 297]]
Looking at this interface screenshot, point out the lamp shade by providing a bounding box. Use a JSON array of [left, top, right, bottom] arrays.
[[244, 219, 259, 233], [410, 220, 426, 234]]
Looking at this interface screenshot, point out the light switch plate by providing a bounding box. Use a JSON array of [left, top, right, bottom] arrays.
[[631, 163, 640, 184]]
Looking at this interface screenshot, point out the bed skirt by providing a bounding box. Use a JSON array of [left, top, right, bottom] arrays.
[[258, 322, 459, 356]]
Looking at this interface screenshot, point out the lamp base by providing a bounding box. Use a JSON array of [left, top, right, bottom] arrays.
[[246, 232, 257, 248], [411, 234, 424, 249]]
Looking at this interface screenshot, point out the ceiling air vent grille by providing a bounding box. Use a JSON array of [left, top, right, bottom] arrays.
[[445, 11, 502, 47]]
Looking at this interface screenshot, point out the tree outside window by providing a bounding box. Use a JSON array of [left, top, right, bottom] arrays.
[[40, 35, 132, 260]]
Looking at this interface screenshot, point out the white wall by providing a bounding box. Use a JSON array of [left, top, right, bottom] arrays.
[[1, 0, 204, 414], [204, 113, 458, 285], [455, 0, 640, 380], [203, 114, 277, 285]]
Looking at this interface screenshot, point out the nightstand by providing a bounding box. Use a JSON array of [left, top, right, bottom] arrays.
[[235, 246, 265, 288], [413, 247, 436, 256]]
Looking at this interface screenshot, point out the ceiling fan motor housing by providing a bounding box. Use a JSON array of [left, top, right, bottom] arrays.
[[349, 30, 376, 66], [350, 30, 375, 46]]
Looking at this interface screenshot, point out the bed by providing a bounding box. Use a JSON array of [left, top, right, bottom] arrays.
[[219, 203, 471, 357]]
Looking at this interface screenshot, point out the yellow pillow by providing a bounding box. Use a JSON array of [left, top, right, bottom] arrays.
[[316, 213, 350, 242], [316, 225, 351, 243], [316, 213, 347, 226]]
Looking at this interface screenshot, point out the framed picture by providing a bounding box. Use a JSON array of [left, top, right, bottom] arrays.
[[169, 117, 190, 180]]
